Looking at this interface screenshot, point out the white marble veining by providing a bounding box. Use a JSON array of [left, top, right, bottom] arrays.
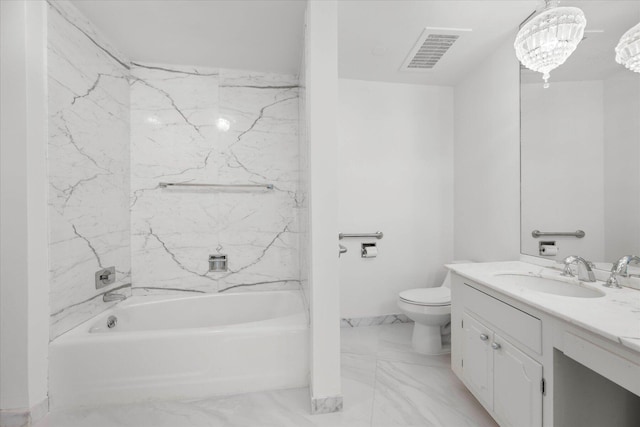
[[341, 314, 411, 328], [447, 261, 640, 353], [47, 0, 131, 339], [36, 323, 495, 427], [311, 396, 343, 415], [297, 64, 310, 310], [130, 63, 300, 294]]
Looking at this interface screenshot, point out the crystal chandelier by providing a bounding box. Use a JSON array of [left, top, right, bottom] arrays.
[[615, 22, 640, 73], [514, 1, 586, 88]]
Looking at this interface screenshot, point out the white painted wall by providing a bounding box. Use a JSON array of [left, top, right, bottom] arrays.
[[603, 71, 640, 261], [453, 38, 521, 262], [521, 81, 605, 262], [0, 0, 50, 417], [304, 0, 342, 403], [338, 79, 454, 318]]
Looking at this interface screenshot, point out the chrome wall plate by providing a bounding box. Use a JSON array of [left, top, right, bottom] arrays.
[[209, 254, 228, 272], [95, 266, 116, 289]]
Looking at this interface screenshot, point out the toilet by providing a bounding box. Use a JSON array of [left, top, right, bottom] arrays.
[[397, 262, 471, 355]]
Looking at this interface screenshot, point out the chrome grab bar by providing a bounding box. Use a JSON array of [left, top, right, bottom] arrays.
[[159, 182, 274, 190], [532, 230, 585, 238], [339, 231, 383, 240]]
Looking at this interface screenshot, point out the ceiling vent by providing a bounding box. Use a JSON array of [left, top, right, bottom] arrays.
[[401, 27, 470, 71]]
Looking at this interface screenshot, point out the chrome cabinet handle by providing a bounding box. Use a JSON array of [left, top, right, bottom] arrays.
[[480, 334, 489, 341], [491, 342, 501, 350]]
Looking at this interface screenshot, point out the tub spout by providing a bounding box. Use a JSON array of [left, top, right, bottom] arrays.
[[103, 290, 127, 303]]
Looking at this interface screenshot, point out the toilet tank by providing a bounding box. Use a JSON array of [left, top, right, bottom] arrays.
[[442, 260, 474, 288]]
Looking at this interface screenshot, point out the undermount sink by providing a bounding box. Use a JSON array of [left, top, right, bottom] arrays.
[[492, 273, 605, 298]]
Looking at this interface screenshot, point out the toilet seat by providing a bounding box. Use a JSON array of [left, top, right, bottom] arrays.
[[398, 287, 450, 307]]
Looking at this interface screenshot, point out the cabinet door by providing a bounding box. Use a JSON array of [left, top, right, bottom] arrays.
[[462, 312, 493, 410], [493, 333, 543, 427]]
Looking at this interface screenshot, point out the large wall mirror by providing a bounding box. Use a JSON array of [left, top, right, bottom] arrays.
[[521, 1, 640, 268]]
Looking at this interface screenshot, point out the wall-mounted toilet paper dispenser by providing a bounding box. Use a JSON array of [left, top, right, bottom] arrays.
[[539, 241, 558, 256], [361, 243, 378, 258]]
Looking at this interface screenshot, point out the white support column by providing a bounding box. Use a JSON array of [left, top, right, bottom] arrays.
[[304, 0, 342, 414], [1, 0, 50, 425]]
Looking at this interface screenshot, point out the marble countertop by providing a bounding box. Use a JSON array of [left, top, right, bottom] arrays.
[[446, 261, 640, 355]]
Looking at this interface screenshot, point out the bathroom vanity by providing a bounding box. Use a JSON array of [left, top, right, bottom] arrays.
[[448, 261, 640, 427]]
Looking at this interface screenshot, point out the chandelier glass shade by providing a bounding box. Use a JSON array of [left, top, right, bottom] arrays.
[[514, 5, 587, 88], [615, 22, 640, 74]]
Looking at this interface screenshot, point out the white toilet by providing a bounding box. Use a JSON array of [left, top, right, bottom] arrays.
[[397, 262, 470, 355]]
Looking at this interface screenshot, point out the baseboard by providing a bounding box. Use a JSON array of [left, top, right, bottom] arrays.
[[0, 410, 28, 427], [310, 394, 343, 415], [341, 314, 411, 328], [0, 398, 48, 427], [29, 399, 48, 425]]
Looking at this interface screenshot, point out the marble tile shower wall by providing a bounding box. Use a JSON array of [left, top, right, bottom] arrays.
[[47, 1, 301, 339], [130, 64, 300, 294], [298, 62, 310, 309], [48, 1, 131, 339]]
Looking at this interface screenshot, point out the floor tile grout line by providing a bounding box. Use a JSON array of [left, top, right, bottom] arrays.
[[369, 357, 381, 427], [368, 325, 383, 427]]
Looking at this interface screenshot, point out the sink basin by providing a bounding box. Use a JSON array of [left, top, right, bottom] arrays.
[[492, 273, 605, 298]]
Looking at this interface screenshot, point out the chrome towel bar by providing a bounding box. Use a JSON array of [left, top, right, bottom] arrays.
[[159, 182, 274, 190], [531, 230, 585, 238], [339, 231, 384, 240]]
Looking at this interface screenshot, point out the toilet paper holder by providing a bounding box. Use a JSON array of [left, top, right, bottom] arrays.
[[361, 243, 377, 258], [539, 241, 558, 257]]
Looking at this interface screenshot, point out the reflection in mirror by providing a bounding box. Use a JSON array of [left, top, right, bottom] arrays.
[[520, 1, 640, 268]]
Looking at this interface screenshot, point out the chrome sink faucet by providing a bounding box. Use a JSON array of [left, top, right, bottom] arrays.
[[561, 255, 596, 282], [605, 255, 640, 288], [103, 290, 127, 302]]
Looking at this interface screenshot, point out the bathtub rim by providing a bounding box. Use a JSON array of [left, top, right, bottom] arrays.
[[51, 289, 309, 344]]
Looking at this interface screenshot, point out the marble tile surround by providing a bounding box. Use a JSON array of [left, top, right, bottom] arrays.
[[47, 0, 131, 340], [130, 63, 300, 294], [47, 0, 301, 339], [35, 324, 497, 427], [311, 396, 343, 415], [341, 314, 411, 328]]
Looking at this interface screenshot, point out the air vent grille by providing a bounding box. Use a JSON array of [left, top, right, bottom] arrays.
[[401, 27, 470, 72], [407, 34, 459, 69]]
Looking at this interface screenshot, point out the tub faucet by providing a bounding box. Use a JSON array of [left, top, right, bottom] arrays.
[[103, 290, 127, 303], [561, 255, 596, 282], [605, 255, 640, 288]]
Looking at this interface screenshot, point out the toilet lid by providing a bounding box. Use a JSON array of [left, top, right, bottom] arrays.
[[399, 287, 451, 306]]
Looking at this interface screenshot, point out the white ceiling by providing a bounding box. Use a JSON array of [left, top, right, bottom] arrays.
[[70, 1, 637, 86], [70, 0, 540, 83], [71, 0, 307, 75], [338, 0, 539, 86]]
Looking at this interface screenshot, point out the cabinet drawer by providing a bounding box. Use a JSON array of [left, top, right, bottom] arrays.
[[462, 284, 542, 354]]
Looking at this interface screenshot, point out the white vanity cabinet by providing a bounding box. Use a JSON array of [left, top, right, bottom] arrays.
[[462, 312, 543, 427], [450, 264, 640, 427], [492, 330, 542, 427], [454, 278, 543, 427]]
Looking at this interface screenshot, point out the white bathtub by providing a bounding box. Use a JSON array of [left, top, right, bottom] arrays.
[[49, 290, 309, 409]]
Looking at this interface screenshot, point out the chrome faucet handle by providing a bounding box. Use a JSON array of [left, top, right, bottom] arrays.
[[618, 255, 640, 277], [604, 273, 622, 289], [561, 263, 574, 277], [561, 255, 577, 277], [605, 255, 640, 288], [562, 255, 596, 282]]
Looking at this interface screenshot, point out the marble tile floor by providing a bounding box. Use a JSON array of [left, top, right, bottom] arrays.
[[35, 323, 497, 427]]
